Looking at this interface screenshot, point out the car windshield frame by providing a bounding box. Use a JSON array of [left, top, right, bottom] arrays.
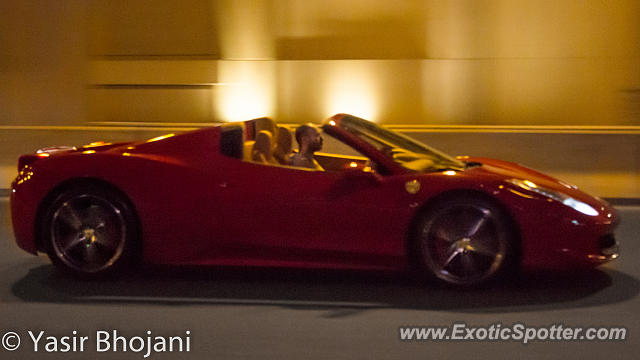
[[331, 115, 466, 173]]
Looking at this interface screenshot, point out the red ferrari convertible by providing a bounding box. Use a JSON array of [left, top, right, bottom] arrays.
[[10, 114, 619, 286]]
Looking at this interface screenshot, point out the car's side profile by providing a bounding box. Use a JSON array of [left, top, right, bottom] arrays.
[[11, 114, 619, 286]]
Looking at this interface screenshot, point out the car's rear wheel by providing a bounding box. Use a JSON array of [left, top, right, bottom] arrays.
[[43, 185, 138, 278], [414, 195, 517, 287]]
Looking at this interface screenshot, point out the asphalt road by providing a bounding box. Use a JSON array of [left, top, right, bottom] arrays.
[[1, 196, 639, 359]]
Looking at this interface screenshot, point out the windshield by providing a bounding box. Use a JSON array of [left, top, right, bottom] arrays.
[[332, 115, 466, 172]]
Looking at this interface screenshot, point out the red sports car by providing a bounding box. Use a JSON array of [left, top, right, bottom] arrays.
[[10, 114, 619, 286]]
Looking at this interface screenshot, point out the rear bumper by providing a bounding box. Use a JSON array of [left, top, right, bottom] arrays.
[[10, 180, 39, 255]]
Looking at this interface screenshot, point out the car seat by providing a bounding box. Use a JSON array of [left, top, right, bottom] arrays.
[[273, 126, 293, 165], [251, 130, 276, 164]]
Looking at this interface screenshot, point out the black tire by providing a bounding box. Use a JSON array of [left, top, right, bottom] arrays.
[[413, 195, 517, 287], [42, 184, 139, 278]]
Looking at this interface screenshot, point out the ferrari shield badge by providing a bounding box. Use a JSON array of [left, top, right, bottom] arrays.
[[405, 179, 420, 194]]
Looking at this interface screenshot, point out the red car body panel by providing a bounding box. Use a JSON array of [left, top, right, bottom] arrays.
[[462, 157, 618, 270], [10, 115, 619, 273]]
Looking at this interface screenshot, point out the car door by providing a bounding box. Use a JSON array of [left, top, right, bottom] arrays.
[[291, 168, 416, 269], [204, 160, 345, 266], [198, 158, 332, 265], [222, 162, 415, 268], [199, 148, 417, 269]]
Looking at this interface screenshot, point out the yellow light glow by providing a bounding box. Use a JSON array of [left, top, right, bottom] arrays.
[[523, 180, 537, 188], [216, 61, 275, 122], [349, 162, 358, 168], [122, 152, 132, 157], [146, 133, 175, 143], [81, 141, 113, 149], [37, 153, 50, 158], [405, 179, 421, 194], [443, 170, 456, 176], [508, 189, 535, 199], [329, 120, 336, 126], [325, 62, 378, 121], [82, 150, 96, 154]]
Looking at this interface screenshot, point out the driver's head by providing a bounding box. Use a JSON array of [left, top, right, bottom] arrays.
[[295, 124, 323, 153]]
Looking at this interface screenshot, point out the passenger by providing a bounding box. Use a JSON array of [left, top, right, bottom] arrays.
[[290, 124, 324, 170]]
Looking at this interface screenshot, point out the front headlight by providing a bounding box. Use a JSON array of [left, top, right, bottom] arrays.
[[506, 179, 599, 216]]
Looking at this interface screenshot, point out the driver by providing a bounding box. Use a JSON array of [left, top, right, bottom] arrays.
[[290, 124, 324, 170]]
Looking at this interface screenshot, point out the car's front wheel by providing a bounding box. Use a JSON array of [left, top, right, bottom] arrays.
[[42, 184, 138, 278], [414, 195, 517, 287]]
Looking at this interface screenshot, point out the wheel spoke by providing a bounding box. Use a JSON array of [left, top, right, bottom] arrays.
[[469, 240, 496, 258], [49, 193, 128, 274], [62, 235, 86, 254], [466, 209, 490, 237], [422, 201, 510, 285], [57, 204, 83, 231], [93, 235, 117, 251], [441, 248, 463, 270]]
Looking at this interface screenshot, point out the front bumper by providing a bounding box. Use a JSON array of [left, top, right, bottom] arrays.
[[585, 233, 620, 263], [501, 191, 620, 271]]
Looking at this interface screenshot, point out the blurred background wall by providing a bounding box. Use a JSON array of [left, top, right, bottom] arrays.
[[1, 0, 639, 197]]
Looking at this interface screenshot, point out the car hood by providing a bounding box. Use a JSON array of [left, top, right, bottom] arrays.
[[462, 156, 609, 208]]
